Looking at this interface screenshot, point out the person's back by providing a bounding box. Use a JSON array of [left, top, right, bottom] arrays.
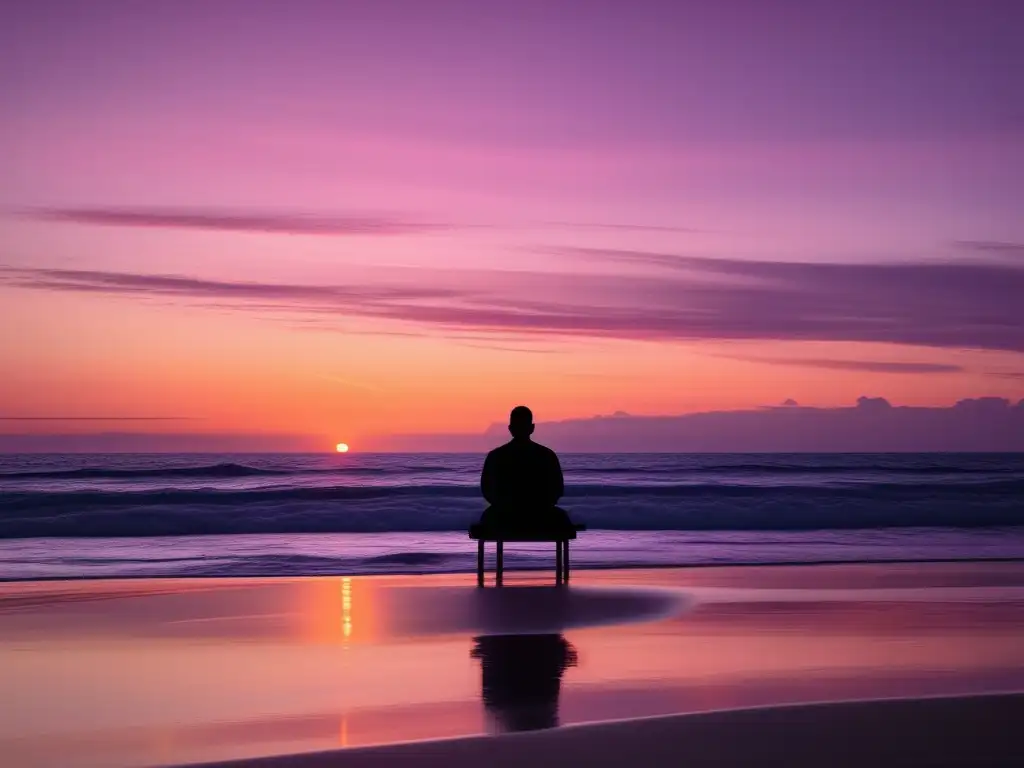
[[480, 406, 566, 529], [482, 439, 563, 509]]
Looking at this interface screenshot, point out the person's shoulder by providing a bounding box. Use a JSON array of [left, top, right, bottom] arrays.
[[530, 441, 559, 459], [486, 442, 514, 459]]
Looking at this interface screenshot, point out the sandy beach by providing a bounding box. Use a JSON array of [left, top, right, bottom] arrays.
[[192, 693, 1023, 767], [1, 562, 1022, 767]]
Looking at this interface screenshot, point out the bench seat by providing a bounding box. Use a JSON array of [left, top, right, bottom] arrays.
[[468, 523, 586, 585], [469, 523, 585, 541]]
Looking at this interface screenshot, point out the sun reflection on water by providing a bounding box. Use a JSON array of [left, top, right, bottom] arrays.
[[341, 577, 352, 641]]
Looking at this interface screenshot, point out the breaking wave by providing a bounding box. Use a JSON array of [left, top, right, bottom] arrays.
[[2, 480, 1021, 538]]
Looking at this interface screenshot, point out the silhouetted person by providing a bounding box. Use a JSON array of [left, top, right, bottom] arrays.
[[471, 633, 578, 732], [480, 406, 569, 530]]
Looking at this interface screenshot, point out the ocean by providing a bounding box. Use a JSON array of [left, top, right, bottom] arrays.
[[1, 452, 1022, 580]]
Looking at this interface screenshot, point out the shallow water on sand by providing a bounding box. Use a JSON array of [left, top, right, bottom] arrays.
[[1, 563, 1023, 767]]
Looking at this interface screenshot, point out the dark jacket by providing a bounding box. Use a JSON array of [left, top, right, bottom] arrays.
[[481, 439, 564, 508]]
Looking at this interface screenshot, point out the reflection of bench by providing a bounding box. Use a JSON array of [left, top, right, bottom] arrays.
[[469, 523, 587, 586]]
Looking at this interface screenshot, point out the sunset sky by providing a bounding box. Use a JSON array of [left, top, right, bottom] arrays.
[[1, 1, 1022, 451]]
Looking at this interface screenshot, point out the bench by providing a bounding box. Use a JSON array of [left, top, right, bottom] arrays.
[[468, 523, 587, 586]]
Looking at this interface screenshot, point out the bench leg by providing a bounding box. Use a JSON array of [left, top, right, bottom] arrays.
[[477, 540, 484, 587], [563, 540, 570, 583], [555, 540, 563, 585], [496, 541, 504, 586]]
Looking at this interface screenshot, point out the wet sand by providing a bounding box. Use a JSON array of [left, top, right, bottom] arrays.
[[194, 693, 1023, 768], [1, 562, 1022, 767]]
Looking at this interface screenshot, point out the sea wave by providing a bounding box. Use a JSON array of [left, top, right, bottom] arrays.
[[6, 479, 1024, 505], [0, 462, 290, 480], [5, 459, 1014, 482], [2, 480, 1022, 538], [569, 463, 1013, 475], [4, 528, 1024, 580], [0, 461, 460, 480]]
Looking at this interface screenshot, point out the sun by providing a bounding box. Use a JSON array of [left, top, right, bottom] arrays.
[[335, 443, 350, 453]]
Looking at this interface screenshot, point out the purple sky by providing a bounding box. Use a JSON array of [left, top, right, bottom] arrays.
[[1, 1, 1022, 449]]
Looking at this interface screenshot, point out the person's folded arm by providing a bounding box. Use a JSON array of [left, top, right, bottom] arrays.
[[547, 452, 564, 505]]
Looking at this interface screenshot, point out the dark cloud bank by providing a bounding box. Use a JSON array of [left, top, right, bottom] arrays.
[[377, 398, 1024, 453]]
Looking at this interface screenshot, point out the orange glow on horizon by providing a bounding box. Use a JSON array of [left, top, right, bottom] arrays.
[[2, 291, 1020, 449], [336, 443, 350, 453]]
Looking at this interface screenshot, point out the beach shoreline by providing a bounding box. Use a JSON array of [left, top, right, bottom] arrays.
[[1, 562, 1022, 767], [1, 552, 1023, 583], [3, 528, 1024, 581], [191, 692, 1024, 767]]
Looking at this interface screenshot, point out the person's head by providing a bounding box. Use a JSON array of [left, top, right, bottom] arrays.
[[508, 405, 535, 440]]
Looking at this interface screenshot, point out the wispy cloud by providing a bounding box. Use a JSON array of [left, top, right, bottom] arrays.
[[455, 343, 559, 354], [5, 250, 1024, 353], [1, 268, 461, 303], [719, 357, 965, 374], [988, 371, 1024, 380], [543, 222, 702, 234], [546, 246, 698, 270], [23, 208, 448, 236], [18, 206, 708, 237], [0, 416, 199, 421], [955, 240, 1024, 257]]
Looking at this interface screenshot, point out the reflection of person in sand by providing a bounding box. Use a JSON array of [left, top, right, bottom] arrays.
[[480, 406, 571, 530], [471, 633, 578, 732]]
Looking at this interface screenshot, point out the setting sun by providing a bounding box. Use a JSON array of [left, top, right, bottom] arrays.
[[336, 443, 350, 453]]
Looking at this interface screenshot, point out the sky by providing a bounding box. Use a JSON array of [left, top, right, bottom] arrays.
[[1, 0, 1022, 451]]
